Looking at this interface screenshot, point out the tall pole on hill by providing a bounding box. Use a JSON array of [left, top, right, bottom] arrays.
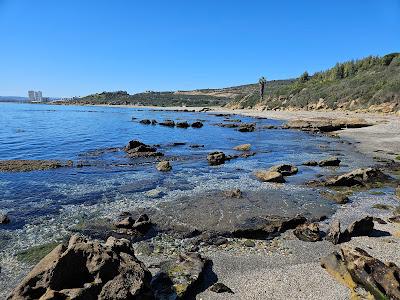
[[259, 76, 267, 100]]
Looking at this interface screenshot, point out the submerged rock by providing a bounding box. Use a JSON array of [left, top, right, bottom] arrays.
[[320, 191, 349, 204], [8, 235, 153, 300], [223, 188, 242, 198], [254, 170, 285, 183], [156, 161, 172, 172], [0, 213, 10, 224], [207, 151, 227, 165], [0, 160, 72, 172], [124, 140, 163, 158], [140, 119, 151, 125], [321, 247, 400, 299], [269, 164, 298, 176], [293, 222, 322, 242]]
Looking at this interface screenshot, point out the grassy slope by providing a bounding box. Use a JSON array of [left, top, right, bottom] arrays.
[[69, 53, 400, 112]]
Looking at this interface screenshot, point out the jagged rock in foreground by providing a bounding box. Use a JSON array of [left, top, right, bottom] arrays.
[[151, 252, 210, 299], [0, 160, 73, 172], [318, 167, 390, 187], [254, 170, 285, 183], [124, 140, 163, 158], [293, 222, 322, 242], [8, 235, 153, 300], [325, 216, 374, 244], [321, 247, 400, 300], [269, 164, 298, 176]]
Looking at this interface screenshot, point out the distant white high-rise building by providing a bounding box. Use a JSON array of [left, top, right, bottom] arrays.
[[28, 90, 43, 102], [28, 90, 35, 101], [35, 91, 42, 102]]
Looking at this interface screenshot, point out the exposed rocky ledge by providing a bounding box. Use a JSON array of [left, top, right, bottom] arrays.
[[0, 160, 73, 172], [283, 117, 372, 132]]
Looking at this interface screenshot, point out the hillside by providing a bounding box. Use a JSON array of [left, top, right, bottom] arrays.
[[65, 53, 400, 112]]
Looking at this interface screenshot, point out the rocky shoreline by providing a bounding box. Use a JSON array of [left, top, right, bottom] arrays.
[[1, 107, 400, 299]]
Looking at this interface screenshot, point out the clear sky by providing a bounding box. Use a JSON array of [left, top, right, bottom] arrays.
[[0, 0, 399, 97]]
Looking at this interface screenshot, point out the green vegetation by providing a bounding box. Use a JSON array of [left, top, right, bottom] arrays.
[[372, 204, 392, 210], [64, 53, 400, 111], [16, 242, 61, 264]]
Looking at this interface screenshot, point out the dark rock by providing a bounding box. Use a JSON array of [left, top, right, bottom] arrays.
[[140, 119, 151, 125], [156, 161, 172, 172], [210, 282, 234, 294], [388, 215, 400, 223], [124, 140, 163, 158], [262, 125, 277, 129], [216, 123, 240, 128], [373, 217, 387, 224], [320, 191, 349, 204], [238, 123, 255, 132], [269, 164, 298, 176], [303, 160, 318, 166], [190, 144, 204, 148], [159, 120, 175, 127], [207, 151, 227, 165], [254, 170, 285, 183], [151, 119, 158, 125], [8, 235, 154, 300], [284, 118, 371, 132], [171, 142, 186, 146], [322, 168, 390, 187], [232, 215, 307, 239], [325, 220, 342, 244], [191, 121, 203, 128], [321, 247, 400, 300], [0, 213, 10, 225], [176, 121, 190, 128], [223, 188, 242, 198], [115, 216, 135, 228], [318, 157, 341, 167], [293, 222, 322, 242], [345, 216, 374, 238]]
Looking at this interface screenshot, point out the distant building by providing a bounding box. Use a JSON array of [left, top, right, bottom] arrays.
[[28, 90, 43, 102], [28, 90, 35, 101]]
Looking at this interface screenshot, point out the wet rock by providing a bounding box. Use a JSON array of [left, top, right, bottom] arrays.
[[318, 157, 341, 167], [388, 215, 400, 223], [232, 215, 307, 239], [140, 119, 151, 125], [293, 222, 322, 242], [176, 121, 190, 128], [207, 151, 227, 165], [8, 235, 153, 300], [0, 213, 10, 225], [210, 282, 234, 294], [269, 164, 298, 176], [156, 161, 172, 172], [216, 122, 240, 128], [223, 188, 242, 198], [321, 168, 390, 187], [262, 125, 277, 129], [191, 121, 203, 128], [303, 160, 318, 166], [159, 120, 175, 127], [321, 247, 400, 300], [124, 140, 163, 158], [320, 191, 349, 204], [151, 119, 158, 125], [151, 252, 209, 299], [326, 220, 342, 244], [254, 170, 285, 183], [233, 144, 251, 151], [238, 123, 255, 132], [0, 160, 73, 172]]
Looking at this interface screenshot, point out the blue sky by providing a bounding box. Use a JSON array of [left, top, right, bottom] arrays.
[[0, 0, 399, 97]]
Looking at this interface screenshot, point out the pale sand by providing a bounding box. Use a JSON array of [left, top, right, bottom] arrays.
[[99, 104, 400, 299]]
